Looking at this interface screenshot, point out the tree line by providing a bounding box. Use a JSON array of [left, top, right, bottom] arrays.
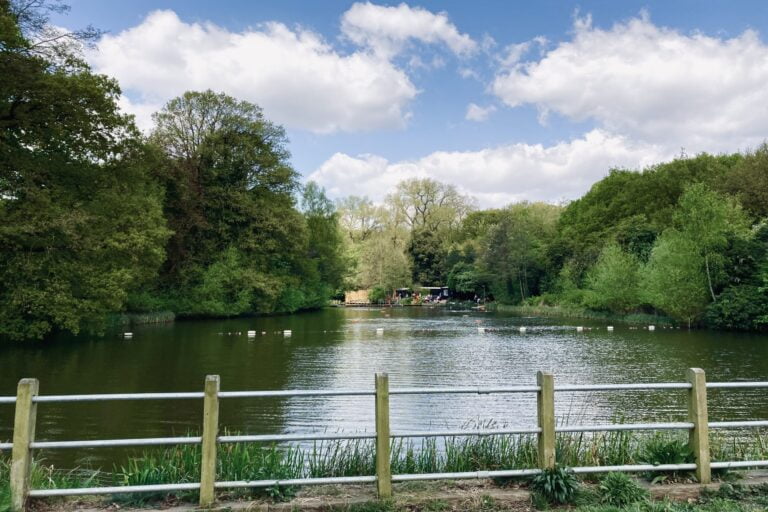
[[1, 1, 346, 340], [339, 152, 768, 331], [3, 1, 767, 341]]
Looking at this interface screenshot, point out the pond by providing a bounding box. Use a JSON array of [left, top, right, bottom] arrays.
[[1, 306, 767, 469]]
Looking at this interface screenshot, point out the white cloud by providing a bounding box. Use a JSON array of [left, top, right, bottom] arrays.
[[492, 14, 768, 153], [340, 2, 477, 59], [309, 130, 671, 207], [465, 103, 496, 122], [90, 10, 418, 133]]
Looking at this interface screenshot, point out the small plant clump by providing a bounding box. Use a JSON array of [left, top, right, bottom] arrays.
[[638, 435, 694, 483], [530, 465, 580, 505], [598, 472, 649, 507]]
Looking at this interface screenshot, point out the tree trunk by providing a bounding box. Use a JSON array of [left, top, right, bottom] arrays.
[[704, 254, 716, 302]]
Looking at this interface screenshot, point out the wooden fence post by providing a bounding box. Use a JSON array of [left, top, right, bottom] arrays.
[[199, 375, 220, 508], [375, 373, 392, 499], [11, 378, 39, 512], [687, 368, 711, 484], [537, 371, 555, 470]]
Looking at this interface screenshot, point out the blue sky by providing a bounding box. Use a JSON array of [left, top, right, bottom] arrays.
[[54, 1, 768, 206]]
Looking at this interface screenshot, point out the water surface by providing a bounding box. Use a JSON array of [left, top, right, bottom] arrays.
[[1, 307, 766, 468]]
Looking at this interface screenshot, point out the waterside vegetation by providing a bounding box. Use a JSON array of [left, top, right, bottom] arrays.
[[2, 0, 768, 340], [3, 429, 768, 511]]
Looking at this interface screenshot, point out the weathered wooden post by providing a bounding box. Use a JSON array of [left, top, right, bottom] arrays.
[[199, 375, 220, 508], [11, 378, 39, 512], [687, 368, 711, 484], [537, 371, 555, 469], [374, 373, 392, 499]]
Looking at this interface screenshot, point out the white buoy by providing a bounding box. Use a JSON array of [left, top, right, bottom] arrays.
[[519, 326, 527, 333], [247, 330, 256, 337], [376, 328, 384, 335], [607, 326, 614, 331], [478, 327, 486, 333], [576, 326, 584, 332], [648, 325, 655, 331], [123, 332, 133, 338], [283, 330, 292, 337]]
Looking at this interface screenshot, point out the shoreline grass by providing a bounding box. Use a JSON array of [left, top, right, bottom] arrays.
[[487, 303, 677, 326], [3, 428, 767, 509]]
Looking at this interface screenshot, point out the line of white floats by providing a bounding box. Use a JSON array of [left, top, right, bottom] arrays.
[[477, 325, 657, 333], [123, 325, 661, 338]]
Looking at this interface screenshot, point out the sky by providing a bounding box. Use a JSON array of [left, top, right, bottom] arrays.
[[53, 1, 768, 207]]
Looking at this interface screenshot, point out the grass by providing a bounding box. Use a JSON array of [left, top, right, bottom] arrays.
[[4, 428, 768, 509], [1, 455, 107, 512], [107, 311, 176, 328], [488, 303, 676, 326], [323, 483, 768, 511]]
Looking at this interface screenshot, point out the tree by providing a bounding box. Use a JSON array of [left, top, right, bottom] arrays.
[[387, 178, 474, 232], [0, 0, 169, 339], [336, 195, 381, 243], [705, 222, 768, 330], [478, 202, 560, 303], [408, 228, 447, 285], [585, 243, 641, 314], [148, 90, 323, 315], [301, 182, 348, 302], [642, 231, 709, 327], [150, 90, 298, 280], [724, 143, 768, 220], [673, 183, 750, 302]]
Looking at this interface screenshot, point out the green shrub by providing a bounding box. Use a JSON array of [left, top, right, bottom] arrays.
[[638, 435, 693, 482], [368, 286, 388, 304], [530, 465, 579, 505], [598, 472, 649, 507]]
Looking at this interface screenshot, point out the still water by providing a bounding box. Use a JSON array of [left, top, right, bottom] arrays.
[[1, 307, 767, 468]]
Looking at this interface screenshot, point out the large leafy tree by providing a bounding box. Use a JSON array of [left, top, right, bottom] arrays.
[[478, 202, 560, 303], [642, 231, 709, 328], [584, 243, 641, 314], [672, 183, 750, 302], [148, 90, 326, 315], [0, 0, 169, 340], [724, 144, 768, 220], [300, 182, 348, 303]]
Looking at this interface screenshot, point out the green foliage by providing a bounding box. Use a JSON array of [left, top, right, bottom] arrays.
[[598, 472, 649, 507], [478, 202, 561, 304], [706, 285, 768, 331], [530, 465, 580, 505], [638, 435, 693, 482], [724, 143, 768, 220], [369, 286, 388, 304], [409, 228, 447, 285], [0, 0, 170, 340], [585, 244, 642, 314], [642, 231, 709, 327]]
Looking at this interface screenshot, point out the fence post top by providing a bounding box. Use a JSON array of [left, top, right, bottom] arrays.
[[375, 372, 388, 380], [687, 368, 706, 377], [17, 378, 39, 390], [205, 375, 220, 388], [536, 371, 554, 382]]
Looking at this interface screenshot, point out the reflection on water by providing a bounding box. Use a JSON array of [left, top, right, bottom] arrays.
[[1, 307, 767, 468]]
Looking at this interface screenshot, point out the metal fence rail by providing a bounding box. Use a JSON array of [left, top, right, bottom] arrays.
[[2, 370, 768, 511]]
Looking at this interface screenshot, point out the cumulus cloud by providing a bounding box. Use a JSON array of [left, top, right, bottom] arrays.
[[89, 10, 419, 133], [309, 130, 671, 207], [465, 103, 496, 122], [340, 2, 477, 58], [492, 14, 768, 152]]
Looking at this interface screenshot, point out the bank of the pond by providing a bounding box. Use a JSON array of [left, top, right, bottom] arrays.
[[4, 429, 768, 511], [107, 311, 177, 328], [486, 304, 676, 327]]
